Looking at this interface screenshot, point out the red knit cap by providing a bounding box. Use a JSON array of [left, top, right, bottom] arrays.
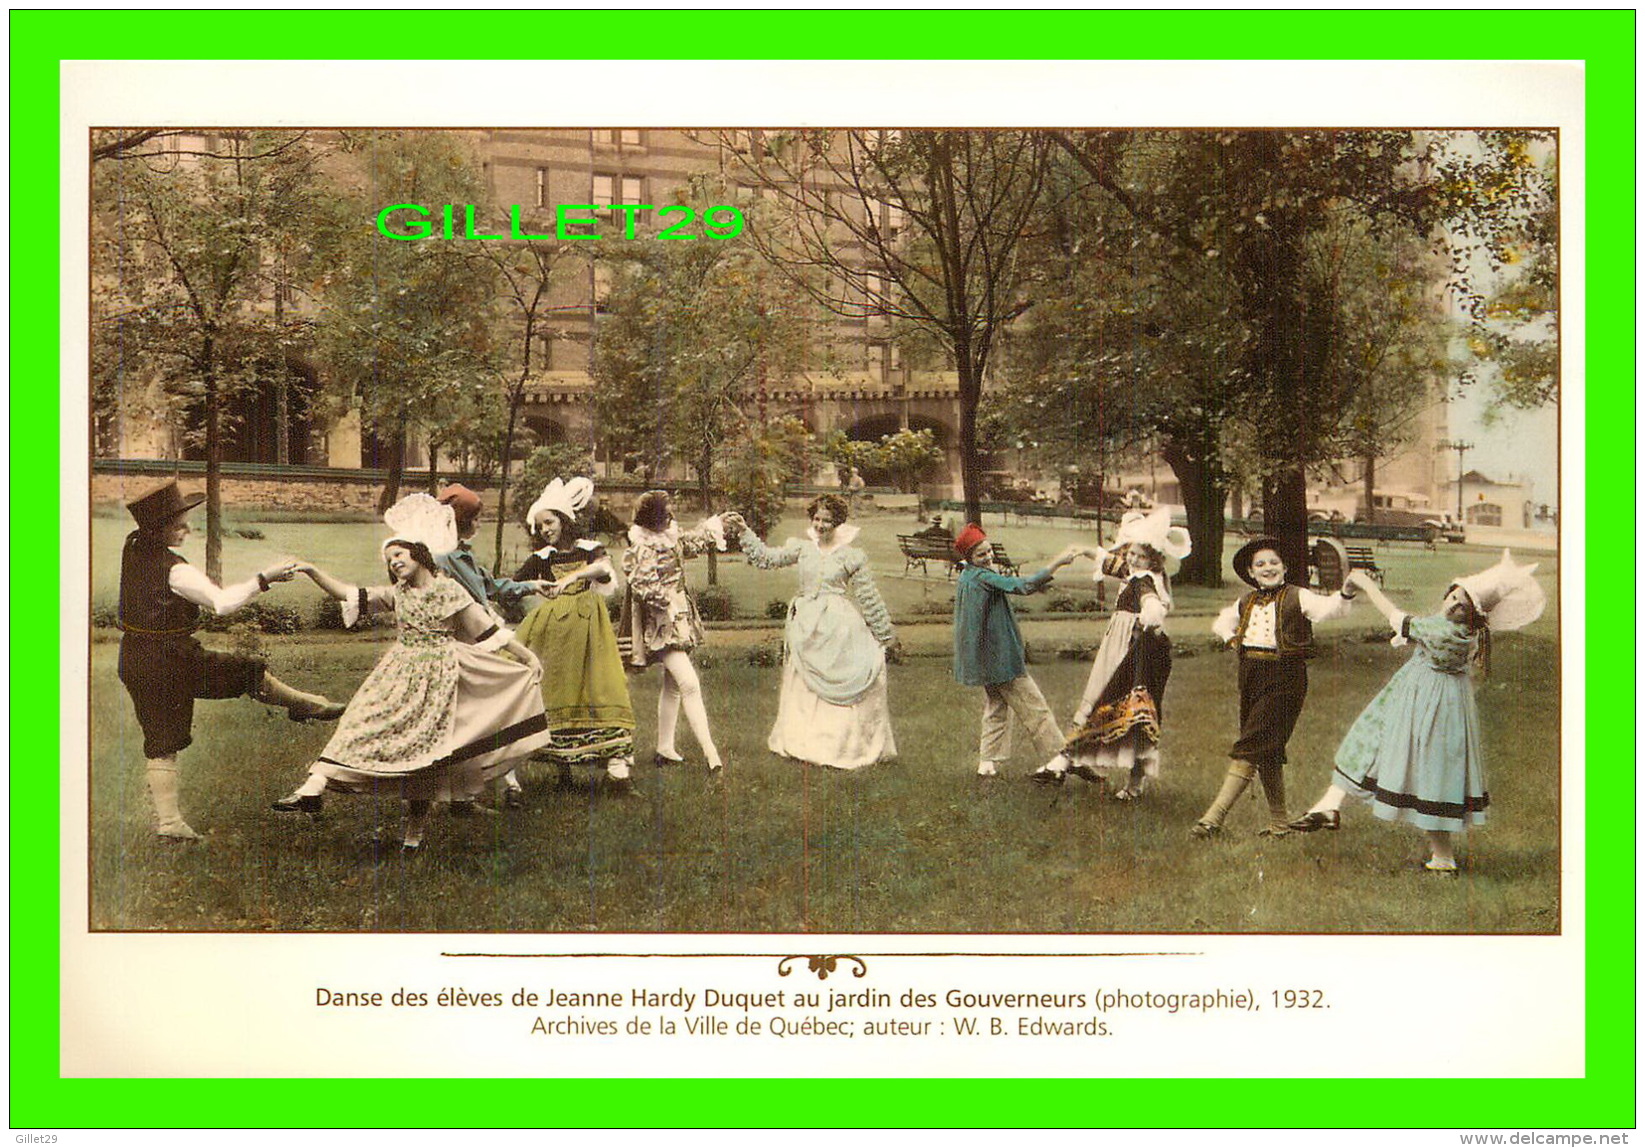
[[953, 522, 987, 559], [437, 483, 483, 529]]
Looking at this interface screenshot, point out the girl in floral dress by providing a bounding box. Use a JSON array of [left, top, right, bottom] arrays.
[[1032, 508, 1191, 799], [620, 490, 727, 773], [1288, 552, 1545, 874], [727, 495, 897, 770], [512, 478, 637, 791], [272, 495, 549, 852]]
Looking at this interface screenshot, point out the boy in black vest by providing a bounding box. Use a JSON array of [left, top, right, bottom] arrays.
[[116, 481, 343, 839], [1191, 537, 1356, 838]]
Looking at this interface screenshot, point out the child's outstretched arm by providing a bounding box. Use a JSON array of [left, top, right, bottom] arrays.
[[1347, 570, 1402, 628], [294, 561, 354, 602]]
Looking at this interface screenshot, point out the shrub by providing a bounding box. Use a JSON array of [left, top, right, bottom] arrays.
[[746, 637, 785, 667], [232, 527, 266, 540], [765, 598, 789, 620], [92, 605, 120, 630], [1048, 595, 1080, 613], [200, 601, 303, 635], [695, 586, 736, 621], [1078, 597, 1103, 613], [911, 597, 954, 616]]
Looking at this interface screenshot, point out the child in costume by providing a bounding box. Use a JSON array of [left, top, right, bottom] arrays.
[[1033, 508, 1191, 799], [620, 490, 728, 773], [272, 494, 550, 852], [513, 478, 639, 792], [727, 495, 898, 771], [951, 523, 1080, 777], [1192, 536, 1356, 838], [116, 480, 344, 839], [1288, 551, 1545, 874]]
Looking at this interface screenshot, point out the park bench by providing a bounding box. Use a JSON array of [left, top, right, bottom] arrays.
[[897, 535, 1020, 578], [1344, 545, 1386, 586], [989, 545, 1021, 578], [898, 534, 956, 577]]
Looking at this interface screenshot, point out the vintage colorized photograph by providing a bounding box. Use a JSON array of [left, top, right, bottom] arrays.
[[88, 124, 1561, 936]]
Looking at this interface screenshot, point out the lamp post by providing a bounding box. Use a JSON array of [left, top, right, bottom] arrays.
[[1437, 439, 1472, 522]]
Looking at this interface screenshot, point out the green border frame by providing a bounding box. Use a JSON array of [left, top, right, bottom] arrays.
[[12, 10, 1635, 1131]]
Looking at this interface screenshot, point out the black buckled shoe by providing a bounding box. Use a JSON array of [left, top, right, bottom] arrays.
[[272, 793, 322, 814]]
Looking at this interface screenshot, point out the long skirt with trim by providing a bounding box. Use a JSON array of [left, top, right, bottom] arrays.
[[312, 640, 550, 802], [1331, 657, 1487, 832], [1063, 612, 1171, 784]]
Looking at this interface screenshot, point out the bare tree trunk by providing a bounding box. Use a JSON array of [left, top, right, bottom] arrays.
[[377, 423, 406, 515], [202, 334, 223, 583], [1161, 440, 1225, 588], [1267, 466, 1310, 581], [492, 377, 527, 572], [956, 345, 984, 523], [699, 456, 718, 586], [1361, 453, 1377, 524]]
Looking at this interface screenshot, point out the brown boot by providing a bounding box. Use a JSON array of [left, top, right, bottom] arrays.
[[1192, 761, 1256, 838], [1256, 764, 1291, 837]]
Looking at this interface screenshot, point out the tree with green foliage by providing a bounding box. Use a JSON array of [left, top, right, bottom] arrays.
[[590, 197, 809, 582], [92, 129, 329, 580], [720, 415, 816, 538], [461, 236, 580, 567], [316, 131, 501, 514], [1046, 128, 1547, 577]]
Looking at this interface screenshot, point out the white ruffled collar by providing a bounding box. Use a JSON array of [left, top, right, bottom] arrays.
[[806, 521, 860, 552]]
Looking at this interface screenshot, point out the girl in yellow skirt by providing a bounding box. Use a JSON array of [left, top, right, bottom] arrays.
[[512, 478, 638, 793]]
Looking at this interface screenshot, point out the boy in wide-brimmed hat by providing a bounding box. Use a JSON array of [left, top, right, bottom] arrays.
[[951, 523, 1080, 778], [1190, 536, 1357, 838], [116, 480, 343, 839]]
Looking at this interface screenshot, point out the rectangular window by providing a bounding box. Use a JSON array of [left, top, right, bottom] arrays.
[[592, 175, 615, 208], [620, 129, 642, 146], [535, 168, 548, 209], [620, 176, 644, 205], [867, 342, 885, 378], [593, 263, 613, 314]]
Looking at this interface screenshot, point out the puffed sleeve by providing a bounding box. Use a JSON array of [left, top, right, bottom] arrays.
[[1091, 547, 1128, 583], [343, 584, 397, 630], [677, 518, 725, 558], [739, 529, 803, 570], [431, 578, 480, 620], [1298, 586, 1353, 624], [1211, 600, 1241, 644], [622, 542, 679, 611], [843, 550, 895, 644]]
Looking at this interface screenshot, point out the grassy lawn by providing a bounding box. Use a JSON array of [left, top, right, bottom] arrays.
[[88, 616, 1560, 934]]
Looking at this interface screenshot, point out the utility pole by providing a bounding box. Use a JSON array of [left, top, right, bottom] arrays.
[[1438, 439, 1472, 522]]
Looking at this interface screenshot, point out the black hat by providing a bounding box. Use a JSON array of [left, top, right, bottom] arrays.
[[1231, 536, 1286, 588], [127, 480, 205, 531]]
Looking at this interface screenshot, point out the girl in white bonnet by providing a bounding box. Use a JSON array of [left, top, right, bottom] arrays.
[[1288, 551, 1546, 874]]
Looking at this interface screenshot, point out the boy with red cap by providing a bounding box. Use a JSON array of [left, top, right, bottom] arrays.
[[116, 480, 343, 839], [951, 523, 1080, 777]]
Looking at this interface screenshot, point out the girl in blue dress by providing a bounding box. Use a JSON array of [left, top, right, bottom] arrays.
[[1289, 552, 1545, 874]]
